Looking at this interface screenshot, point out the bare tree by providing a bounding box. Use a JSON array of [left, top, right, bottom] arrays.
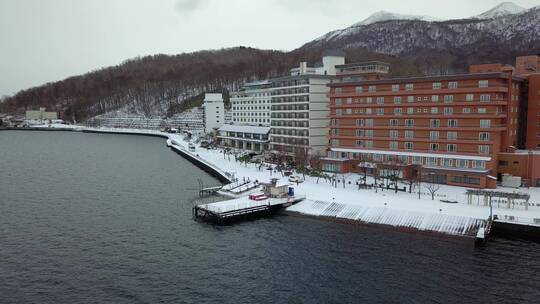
[[424, 182, 440, 201]]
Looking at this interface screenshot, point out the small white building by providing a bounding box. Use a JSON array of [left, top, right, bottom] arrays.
[[217, 124, 271, 152], [203, 93, 224, 133]]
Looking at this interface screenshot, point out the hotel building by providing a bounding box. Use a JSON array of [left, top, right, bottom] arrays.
[[269, 51, 345, 158], [323, 56, 540, 188], [217, 81, 272, 152], [202, 93, 224, 133]]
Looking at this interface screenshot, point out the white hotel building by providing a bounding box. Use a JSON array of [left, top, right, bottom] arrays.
[[203, 93, 224, 133], [217, 81, 272, 152], [218, 51, 346, 156], [270, 51, 345, 158]]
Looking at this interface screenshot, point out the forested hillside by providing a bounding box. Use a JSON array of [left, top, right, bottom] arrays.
[[0, 47, 421, 122]]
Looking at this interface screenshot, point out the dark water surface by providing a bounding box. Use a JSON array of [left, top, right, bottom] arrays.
[[1, 131, 539, 304]]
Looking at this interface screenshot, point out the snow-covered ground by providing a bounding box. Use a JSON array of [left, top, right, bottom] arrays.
[[33, 125, 540, 236]]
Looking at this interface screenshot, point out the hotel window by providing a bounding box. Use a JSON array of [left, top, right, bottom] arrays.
[[444, 95, 454, 103], [405, 142, 413, 150], [466, 94, 474, 102], [356, 119, 365, 126], [432, 82, 442, 90], [407, 107, 414, 114], [390, 130, 399, 139], [355, 86, 363, 93], [392, 84, 400, 92], [366, 130, 374, 138], [376, 108, 384, 115], [332, 129, 339, 136], [472, 160, 485, 169], [448, 81, 458, 89], [479, 132, 490, 141], [346, 108, 352, 115], [462, 108, 471, 114], [447, 144, 457, 152], [407, 96, 414, 103], [405, 84, 414, 91], [456, 159, 468, 168], [480, 119, 491, 128], [331, 139, 340, 146], [336, 109, 342, 116], [405, 119, 414, 127], [355, 140, 363, 147], [427, 157, 438, 166], [405, 130, 414, 138], [479, 145, 490, 154], [376, 97, 385, 104], [389, 119, 399, 126], [331, 119, 338, 126], [444, 107, 453, 115], [448, 119, 458, 128], [431, 119, 440, 127], [368, 85, 377, 92], [478, 108, 487, 114], [389, 141, 398, 149], [430, 131, 440, 140], [480, 94, 491, 102], [366, 108, 372, 114], [394, 108, 403, 115], [355, 129, 363, 137], [443, 159, 453, 167], [366, 119, 374, 127], [335, 98, 342, 105], [431, 107, 438, 114], [366, 97, 373, 104], [479, 80, 489, 88], [431, 95, 439, 102], [447, 131, 457, 140], [347, 98, 353, 104], [335, 88, 342, 94], [365, 140, 373, 148], [394, 96, 402, 104]]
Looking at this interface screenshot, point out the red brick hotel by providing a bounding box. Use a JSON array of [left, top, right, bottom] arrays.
[[322, 56, 540, 188]]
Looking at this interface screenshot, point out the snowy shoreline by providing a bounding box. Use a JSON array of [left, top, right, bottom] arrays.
[[23, 125, 540, 237]]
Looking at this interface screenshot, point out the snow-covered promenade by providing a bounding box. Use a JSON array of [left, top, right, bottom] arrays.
[[31, 125, 540, 236]]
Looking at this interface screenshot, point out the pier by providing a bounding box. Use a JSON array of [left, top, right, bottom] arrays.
[[193, 196, 304, 224], [193, 178, 305, 224]]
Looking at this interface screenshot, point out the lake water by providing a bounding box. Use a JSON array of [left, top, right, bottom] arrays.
[[1, 131, 539, 304]]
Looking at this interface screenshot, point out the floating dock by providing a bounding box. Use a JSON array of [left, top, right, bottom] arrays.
[[193, 195, 305, 224]]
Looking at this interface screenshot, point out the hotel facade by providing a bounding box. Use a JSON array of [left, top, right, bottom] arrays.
[[217, 81, 272, 152], [269, 52, 345, 158], [323, 55, 540, 188]]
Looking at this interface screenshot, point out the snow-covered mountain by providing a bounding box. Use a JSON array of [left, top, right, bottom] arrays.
[[474, 2, 526, 19], [300, 3, 540, 74], [353, 11, 439, 26]]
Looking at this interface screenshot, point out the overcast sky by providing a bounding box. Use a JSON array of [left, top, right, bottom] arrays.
[[0, 0, 538, 96]]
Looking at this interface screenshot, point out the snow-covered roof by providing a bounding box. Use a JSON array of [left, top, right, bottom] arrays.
[[245, 80, 270, 87], [331, 148, 492, 161], [218, 124, 270, 134]]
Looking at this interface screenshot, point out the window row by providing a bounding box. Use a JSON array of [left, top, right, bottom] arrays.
[[337, 80, 490, 94]]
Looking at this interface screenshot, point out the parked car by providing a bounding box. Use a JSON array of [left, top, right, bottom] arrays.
[[288, 176, 304, 183]]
